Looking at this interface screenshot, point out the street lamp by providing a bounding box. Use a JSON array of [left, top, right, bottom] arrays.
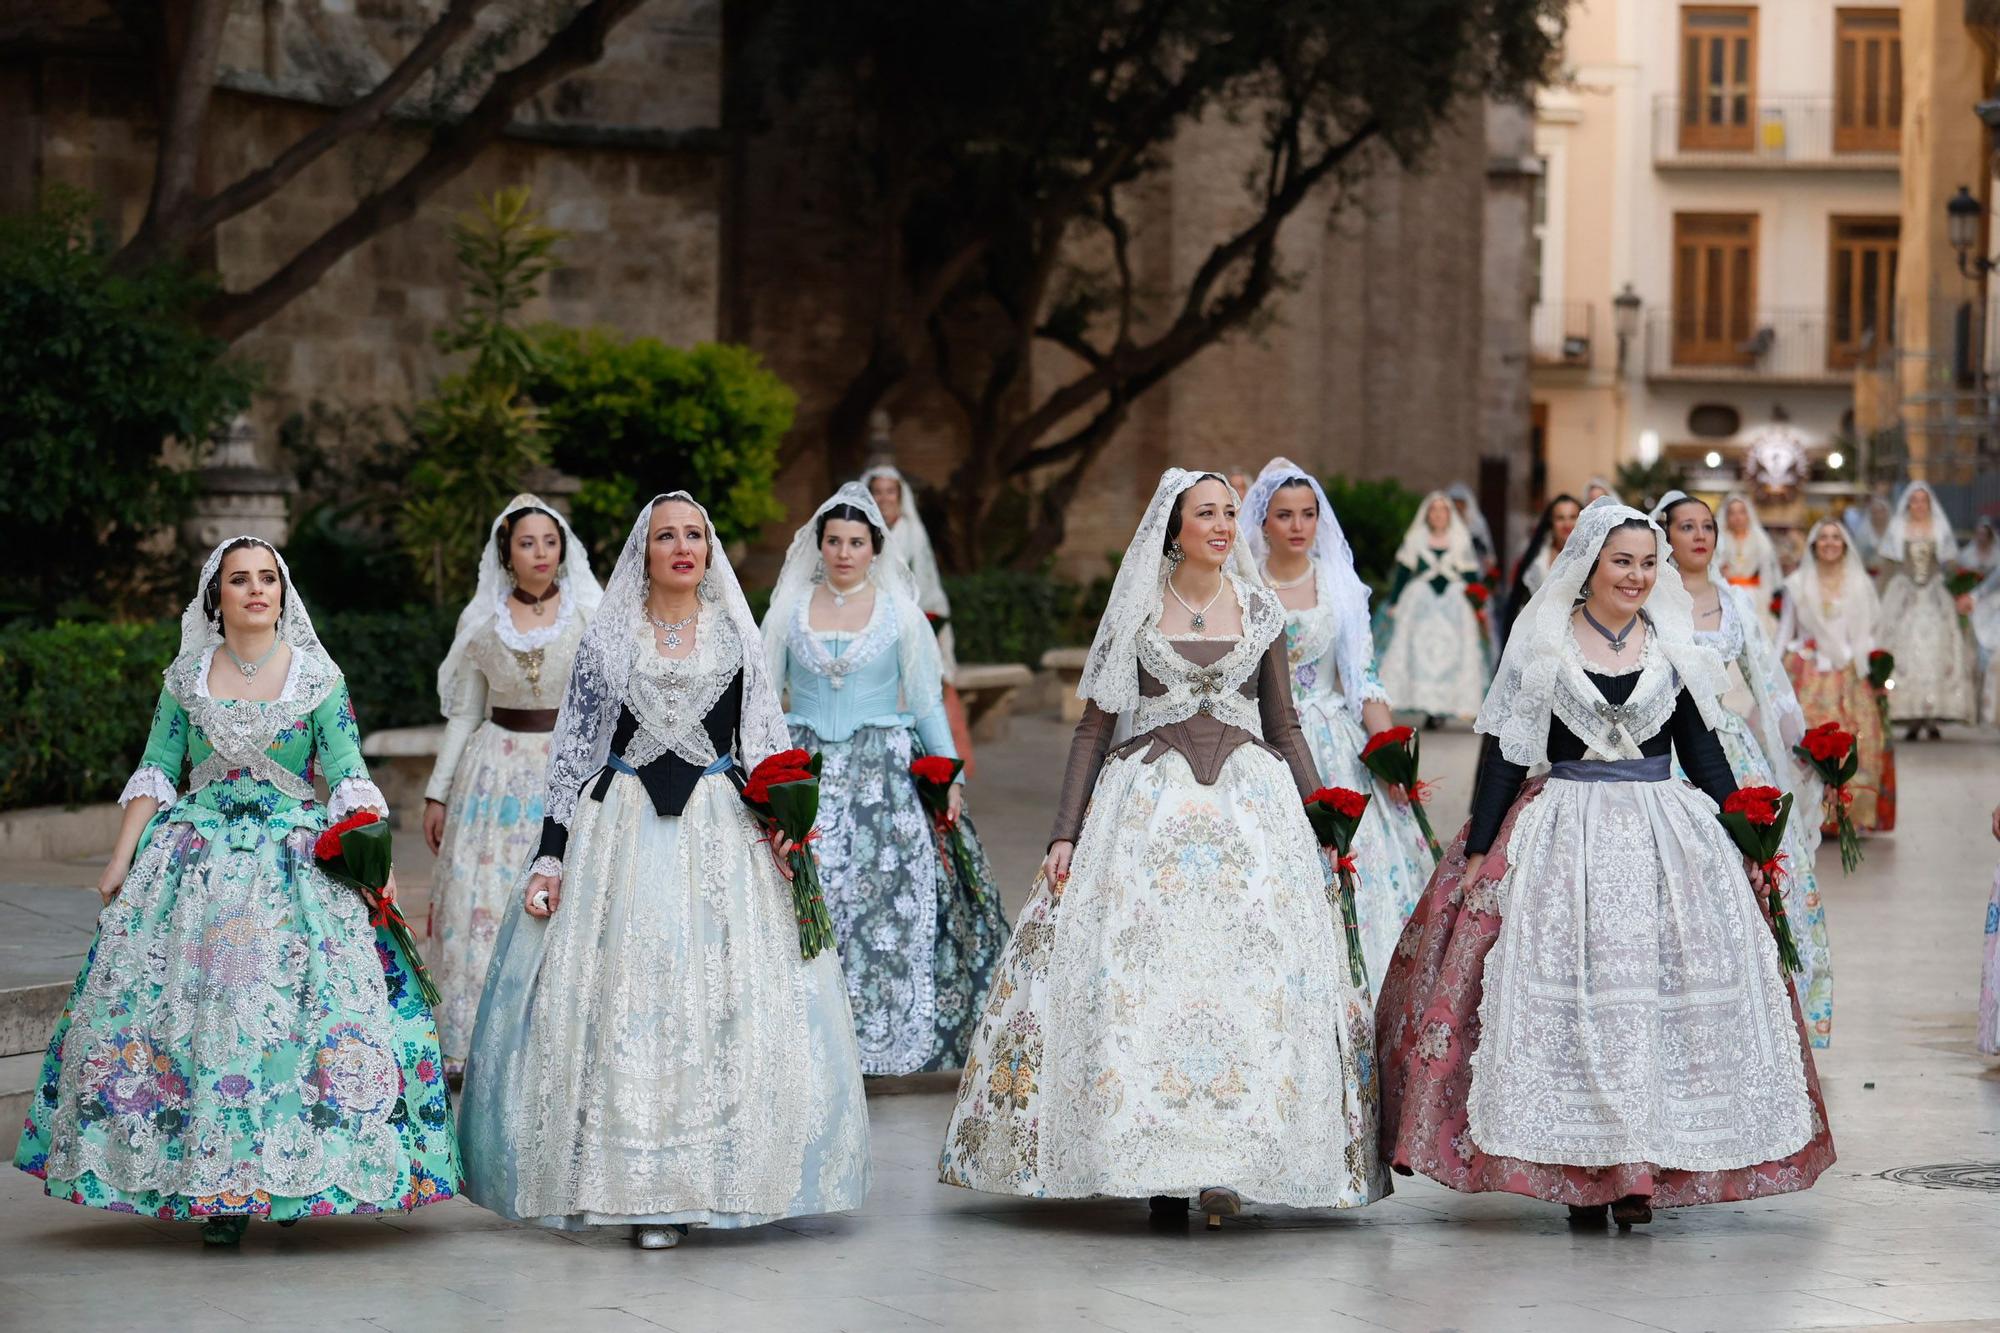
[[1613, 284, 1642, 374], [1947, 186, 1996, 278]]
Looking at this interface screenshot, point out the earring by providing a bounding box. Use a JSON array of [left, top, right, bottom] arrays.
[[698, 570, 720, 603], [1166, 542, 1185, 569], [812, 557, 827, 585]]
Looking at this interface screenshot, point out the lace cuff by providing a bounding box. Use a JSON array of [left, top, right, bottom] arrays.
[[529, 855, 564, 880], [328, 776, 390, 822], [118, 764, 178, 809]]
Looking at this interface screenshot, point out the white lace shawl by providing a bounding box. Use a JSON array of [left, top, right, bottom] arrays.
[[1075, 468, 1258, 715], [1782, 520, 1877, 670], [1476, 498, 1728, 767], [541, 493, 790, 834], [1878, 480, 1961, 564], [1131, 576, 1284, 736], [762, 482, 927, 689], [1711, 582, 1815, 795], [1716, 493, 1783, 588], [1241, 458, 1378, 718], [436, 493, 602, 719], [1445, 480, 1495, 558], [858, 465, 957, 679], [1392, 491, 1478, 575]]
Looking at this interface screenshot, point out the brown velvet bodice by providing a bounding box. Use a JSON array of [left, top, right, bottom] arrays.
[[1049, 636, 1319, 845]]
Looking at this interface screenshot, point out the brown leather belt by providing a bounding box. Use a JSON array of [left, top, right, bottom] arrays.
[[490, 707, 559, 733]]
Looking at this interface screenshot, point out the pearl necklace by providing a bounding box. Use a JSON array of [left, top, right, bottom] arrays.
[[1261, 558, 1313, 590], [1167, 571, 1226, 633], [827, 575, 872, 609], [224, 636, 281, 680]]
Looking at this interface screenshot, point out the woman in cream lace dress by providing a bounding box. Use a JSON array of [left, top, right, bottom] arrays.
[[458, 494, 870, 1249], [1876, 481, 1975, 738], [1377, 500, 1832, 1229], [421, 496, 599, 1069], [1243, 458, 1432, 992], [1717, 494, 1785, 638], [1377, 493, 1489, 722], [939, 470, 1381, 1230]]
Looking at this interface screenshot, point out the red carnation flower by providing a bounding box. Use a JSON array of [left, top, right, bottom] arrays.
[[1307, 786, 1370, 819], [1868, 650, 1890, 665], [1799, 722, 1853, 765], [1360, 725, 1416, 759], [313, 811, 380, 862], [910, 756, 960, 785], [1722, 786, 1783, 826], [744, 769, 811, 806], [1464, 583, 1490, 606], [765, 748, 813, 771]]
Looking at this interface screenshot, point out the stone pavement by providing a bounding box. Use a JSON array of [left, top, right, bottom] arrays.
[[2, 717, 1998, 1333]]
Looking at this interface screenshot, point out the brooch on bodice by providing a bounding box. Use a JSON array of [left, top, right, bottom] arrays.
[[512, 646, 547, 702]]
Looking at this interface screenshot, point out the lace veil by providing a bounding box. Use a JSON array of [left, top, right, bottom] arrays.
[[1444, 481, 1495, 558], [1392, 490, 1478, 573], [1879, 480, 1960, 563], [542, 492, 790, 834], [435, 493, 604, 718], [1786, 518, 1877, 665], [1717, 492, 1781, 580], [858, 464, 957, 677], [1241, 458, 1377, 719], [1076, 468, 1256, 714], [1475, 497, 1728, 767], [176, 535, 331, 681]]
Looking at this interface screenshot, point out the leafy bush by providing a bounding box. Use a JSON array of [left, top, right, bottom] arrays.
[[0, 608, 457, 810], [277, 402, 430, 613], [526, 329, 794, 564], [1321, 474, 1424, 592], [942, 569, 1086, 665], [0, 187, 256, 618]]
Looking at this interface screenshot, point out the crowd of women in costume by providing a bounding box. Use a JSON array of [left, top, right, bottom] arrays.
[[16, 459, 1999, 1251]]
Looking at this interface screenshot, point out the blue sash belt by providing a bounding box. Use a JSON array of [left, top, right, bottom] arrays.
[[1547, 754, 1671, 783], [605, 751, 735, 778]]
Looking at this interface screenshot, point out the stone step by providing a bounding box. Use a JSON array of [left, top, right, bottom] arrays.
[[1, 1050, 40, 1161], [0, 982, 65, 1059]]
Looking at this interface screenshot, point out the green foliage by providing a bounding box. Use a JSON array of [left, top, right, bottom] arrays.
[[525, 329, 795, 558], [1614, 458, 1687, 515], [0, 187, 256, 617], [0, 608, 457, 810], [1321, 474, 1424, 591], [941, 567, 1104, 665], [396, 191, 557, 605], [277, 402, 429, 613]]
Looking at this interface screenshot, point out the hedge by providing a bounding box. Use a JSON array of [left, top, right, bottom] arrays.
[[0, 607, 457, 811], [941, 569, 1093, 667]]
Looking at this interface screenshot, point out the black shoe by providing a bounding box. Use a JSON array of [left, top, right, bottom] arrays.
[[1905, 725, 1922, 742], [1148, 1195, 1188, 1230], [1927, 724, 1942, 741], [1567, 1203, 1608, 1228], [1612, 1195, 1653, 1228]]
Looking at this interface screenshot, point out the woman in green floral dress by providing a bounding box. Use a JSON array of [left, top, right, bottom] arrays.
[[11, 537, 460, 1245]]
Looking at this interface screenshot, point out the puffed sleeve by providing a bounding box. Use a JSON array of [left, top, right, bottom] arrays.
[[119, 688, 188, 808], [314, 680, 388, 821], [424, 663, 488, 804]]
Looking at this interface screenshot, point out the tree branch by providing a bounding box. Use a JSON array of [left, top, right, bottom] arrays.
[[200, 0, 646, 341], [141, 0, 228, 234], [176, 0, 494, 247]]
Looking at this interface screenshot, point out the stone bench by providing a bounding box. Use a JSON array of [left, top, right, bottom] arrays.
[[954, 663, 1036, 743], [1038, 646, 1090, 722]]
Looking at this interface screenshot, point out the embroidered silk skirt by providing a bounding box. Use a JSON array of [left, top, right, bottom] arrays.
[[458, 769, 871, 1229], [939, 744, 1383, 1207], [1786, 658, 1895, 833]]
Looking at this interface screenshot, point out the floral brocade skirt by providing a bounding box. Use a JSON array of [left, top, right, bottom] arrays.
[[458, 770, 871, 1229], [939, 744, 1383, 1206], [1297, 690, 1432, 994], [428, 720, 550, 1061], [1785, 657, 1895, 833], [1878, 579, 1975, 723], [792, 722, 1009, 1076], [1376, 779, 1834, 1207], [13, 817, 459, 1221], [1981, 864, 2000, 1057]]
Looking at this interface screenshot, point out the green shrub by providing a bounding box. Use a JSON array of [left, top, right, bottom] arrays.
[[0, 187, 256, 618], [0, 608, 458, 810], [941, 569, 1084, 666], [1322, 474, 1424, 593], [526, 329, 794, 564]]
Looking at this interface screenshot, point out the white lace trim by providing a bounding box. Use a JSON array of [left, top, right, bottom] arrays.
[[621, 615, 737, 769], [118, 765, 178, 809], [529, 855, 563, 880], [787, 588, 895, 687], [1549, 632, 1678, 761], [491, 579, 580, 653], [1131, 577, 1281, 736], [328, 776, 389, 822]]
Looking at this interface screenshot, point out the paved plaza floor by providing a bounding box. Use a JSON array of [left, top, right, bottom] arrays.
[[1, 717, 1997, 1333]]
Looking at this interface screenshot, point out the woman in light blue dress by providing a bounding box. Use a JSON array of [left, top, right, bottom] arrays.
[[459, 493, 870, 1250], [763, 483, 1009, 1076], [1241, 460, 1432, 993], [1655, 491, 1832, 1047]]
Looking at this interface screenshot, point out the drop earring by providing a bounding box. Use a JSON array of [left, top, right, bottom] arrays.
[[1166, 542, 1185, 570]]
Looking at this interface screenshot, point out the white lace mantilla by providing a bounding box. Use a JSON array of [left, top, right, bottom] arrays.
[[1132, 578, 1282, 736], [1550, 631, 1679, 761], [620, 616, 740, 770], [786, 590, 895, 691], [166, 645, 343, 802]]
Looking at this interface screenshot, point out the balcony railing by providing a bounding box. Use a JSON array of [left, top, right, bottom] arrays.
[[1643, 308, 1868, 384], [1652, 96, 1900, 170], [1529, 301, 1595, 369]]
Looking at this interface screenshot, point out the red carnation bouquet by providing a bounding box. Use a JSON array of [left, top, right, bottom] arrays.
[[1302, 787, 1369, 988], [741, 748, 837, 959], [1360, 726, 1442, 863], [909, 755, 986, 911], [1865, 649, 1894, 693], [314, 812, 440, 1007], [1794, 721, 1863, 872], [1716, 786, 1801, 972], [924, 610, 951, 635]]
